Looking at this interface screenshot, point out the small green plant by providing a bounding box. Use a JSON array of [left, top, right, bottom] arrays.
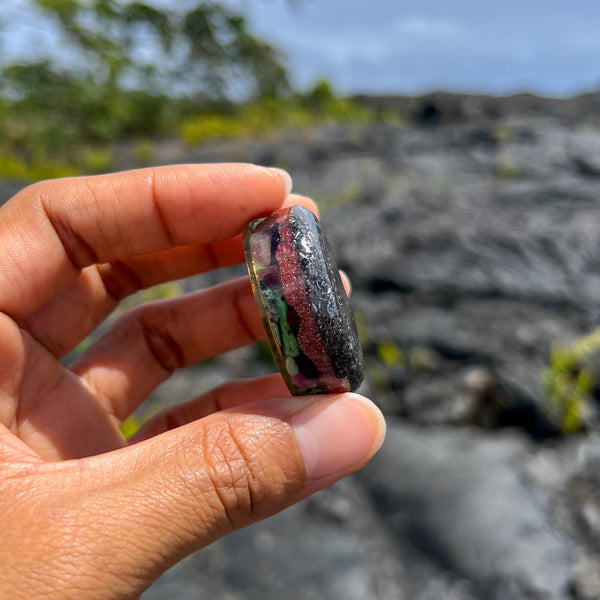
[[543, 327, 600, 434], [132, 139, 156, 166], [353, 310, 369, 346], [119, 414, 143, 439], [378, 341, 404, 367], [408, 346, 439, 373], [116, 281, 183, 315], [76, 146, 114, 173], [496, 150, 518, 179], [494, 123, 514, 144]]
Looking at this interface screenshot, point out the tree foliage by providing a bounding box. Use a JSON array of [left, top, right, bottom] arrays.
[[27, 0, 290, 99], [0, 0, 291, 160]]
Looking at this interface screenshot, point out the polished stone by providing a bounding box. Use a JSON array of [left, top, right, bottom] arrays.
[[244, 206, 364, 395]]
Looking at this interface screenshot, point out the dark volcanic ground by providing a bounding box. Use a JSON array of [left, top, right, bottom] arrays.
[[4, 94, 600, 599]]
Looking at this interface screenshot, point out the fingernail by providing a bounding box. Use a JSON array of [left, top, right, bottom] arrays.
[[293, 393, 386, 482], [339, 269, 352, 296], [269, 168, 293, 197]]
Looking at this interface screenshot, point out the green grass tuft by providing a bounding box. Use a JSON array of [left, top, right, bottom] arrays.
[[543, 327, 600, 434]]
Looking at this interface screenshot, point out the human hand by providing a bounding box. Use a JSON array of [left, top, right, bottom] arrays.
[[0, 164, 385, 599]]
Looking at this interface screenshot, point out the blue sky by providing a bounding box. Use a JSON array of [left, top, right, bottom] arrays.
[[231, 0, 600, 96], [4, 0, 600, 97]]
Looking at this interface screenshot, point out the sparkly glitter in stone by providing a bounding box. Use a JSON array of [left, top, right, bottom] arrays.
[[243, 205, 364, 395]]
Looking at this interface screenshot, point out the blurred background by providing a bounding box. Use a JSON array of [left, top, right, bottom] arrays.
[[3, 1, 600, 598]]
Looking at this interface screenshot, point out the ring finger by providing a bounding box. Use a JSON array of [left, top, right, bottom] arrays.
[[72, 276, 266, 421]]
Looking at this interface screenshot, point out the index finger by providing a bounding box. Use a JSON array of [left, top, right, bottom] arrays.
[[0, 164, 290, 319]]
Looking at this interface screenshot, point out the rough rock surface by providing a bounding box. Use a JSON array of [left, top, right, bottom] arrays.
[[4, 95, 600, 598], [360, 423, 572, 600], [144, 476, 405, 600]]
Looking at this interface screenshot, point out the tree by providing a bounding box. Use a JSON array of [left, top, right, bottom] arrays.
[[0, 0, 291, 157], [28, 0, 290, 100]]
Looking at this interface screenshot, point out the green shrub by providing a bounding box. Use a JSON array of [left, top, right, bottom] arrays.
[[181, 113, 245, 145], [543, 327, 600, 434], [132, 139, 156, 166], [179, 85, 377, 147], [76, 146, 115, 173], [0, 152, 79, 181]]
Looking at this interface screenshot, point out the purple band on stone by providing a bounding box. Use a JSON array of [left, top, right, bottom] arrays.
[[243, 205, 364, 396]]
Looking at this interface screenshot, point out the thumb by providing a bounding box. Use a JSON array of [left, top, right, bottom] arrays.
[[87, 392, 385, 591]]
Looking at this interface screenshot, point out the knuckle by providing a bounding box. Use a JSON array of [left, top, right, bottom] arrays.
[[136, 308, 185, 373], [202, 420, 264, 525], [22, 179, 57, 200], [112, 302, 185, 374], [96, 260, 143, 302], [186, 417, 304, 529]]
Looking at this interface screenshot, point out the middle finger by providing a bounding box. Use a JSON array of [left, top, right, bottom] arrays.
[[21, 194, 318, 357]]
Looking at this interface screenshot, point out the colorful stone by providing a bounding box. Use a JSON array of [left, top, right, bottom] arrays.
[[243, 205, 364, 395]]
